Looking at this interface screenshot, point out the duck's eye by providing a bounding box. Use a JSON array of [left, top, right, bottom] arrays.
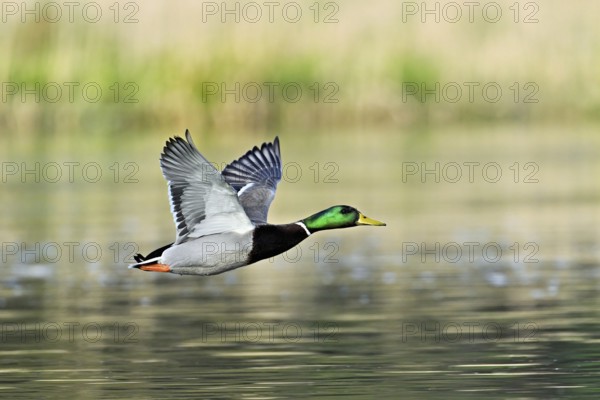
[[340, 207, 352, 214]]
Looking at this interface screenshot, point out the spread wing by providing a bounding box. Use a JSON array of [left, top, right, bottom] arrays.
[[221, 137, 282, 225], [160, 130, 253, 244]]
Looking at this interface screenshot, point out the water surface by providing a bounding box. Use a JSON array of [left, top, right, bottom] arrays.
[[1, 126, 599, 398]]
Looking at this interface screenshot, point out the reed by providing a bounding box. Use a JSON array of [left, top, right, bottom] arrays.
[[0, 1, 598, 137]]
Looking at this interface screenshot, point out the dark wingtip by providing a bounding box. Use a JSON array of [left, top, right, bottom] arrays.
[[273, 136, 281, 158], [163, 134, 183, 153], [161, 130, 198, 163], [184, 129, 197, 149]]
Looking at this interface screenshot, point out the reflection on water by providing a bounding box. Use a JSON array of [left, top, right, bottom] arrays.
[[1, 126, 599, 398]]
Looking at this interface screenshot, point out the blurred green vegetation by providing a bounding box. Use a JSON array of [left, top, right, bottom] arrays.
[[0, 1, 599, 137]]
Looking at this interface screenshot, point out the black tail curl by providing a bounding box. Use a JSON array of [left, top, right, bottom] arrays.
[[133, 242, 174, 264]]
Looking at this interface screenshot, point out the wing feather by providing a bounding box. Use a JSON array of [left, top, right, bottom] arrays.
[[160, 130, 253, 244], [221, 137, 282, 225]]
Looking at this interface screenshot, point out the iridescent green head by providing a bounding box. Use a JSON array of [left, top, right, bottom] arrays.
[[302, 205, 386, 233]]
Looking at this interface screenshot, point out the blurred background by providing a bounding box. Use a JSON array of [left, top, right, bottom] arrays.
[[1, 1, 600, 398]]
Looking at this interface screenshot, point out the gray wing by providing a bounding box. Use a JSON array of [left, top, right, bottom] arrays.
[[160, 130, 253, 244], [221, 137, 282, 225]]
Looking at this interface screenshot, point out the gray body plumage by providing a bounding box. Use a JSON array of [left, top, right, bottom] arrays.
[[163, 230, 254, 275]]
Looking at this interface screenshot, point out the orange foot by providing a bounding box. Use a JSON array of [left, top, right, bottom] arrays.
[[139, 263, 171, 273]]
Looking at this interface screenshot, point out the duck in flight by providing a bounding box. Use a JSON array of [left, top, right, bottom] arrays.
[[129, 130, 386, 275]]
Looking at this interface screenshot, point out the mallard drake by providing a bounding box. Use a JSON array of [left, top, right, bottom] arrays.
[[129, 130, 385, 275]]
